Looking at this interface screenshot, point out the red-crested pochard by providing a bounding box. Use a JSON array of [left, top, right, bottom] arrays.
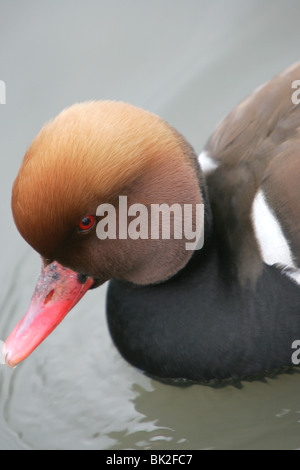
[[3, 62, 300, 383]]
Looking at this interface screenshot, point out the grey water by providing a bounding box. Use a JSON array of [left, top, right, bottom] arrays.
[[0, 0, 300, 450]]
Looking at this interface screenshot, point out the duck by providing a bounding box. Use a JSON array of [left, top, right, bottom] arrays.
[[3, 61, 300, 383]]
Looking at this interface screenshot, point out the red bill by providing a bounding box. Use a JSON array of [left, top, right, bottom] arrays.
[[2, 261, 94, 368]]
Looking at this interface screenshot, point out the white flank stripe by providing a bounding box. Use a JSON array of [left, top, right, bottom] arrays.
[[252, 190, 294, 267]]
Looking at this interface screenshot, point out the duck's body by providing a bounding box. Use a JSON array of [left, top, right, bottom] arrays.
[[3, 62, 300, 382], [108, 208, 300, 382]]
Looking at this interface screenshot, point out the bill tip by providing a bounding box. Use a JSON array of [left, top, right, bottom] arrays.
[[0, 341, 17, 368]]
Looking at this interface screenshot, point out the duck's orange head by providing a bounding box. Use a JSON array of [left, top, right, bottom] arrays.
[[4, 101, 203, 367]]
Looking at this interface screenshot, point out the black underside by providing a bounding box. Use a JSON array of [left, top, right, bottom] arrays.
[[106, 238, 300, 383]]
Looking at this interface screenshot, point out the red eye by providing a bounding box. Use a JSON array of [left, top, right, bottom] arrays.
[[77, 215, 96, 232]]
